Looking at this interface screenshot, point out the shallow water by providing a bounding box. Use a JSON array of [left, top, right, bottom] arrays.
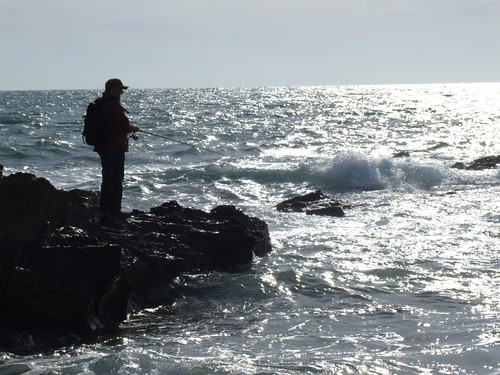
[[1, 83, 499, 374]]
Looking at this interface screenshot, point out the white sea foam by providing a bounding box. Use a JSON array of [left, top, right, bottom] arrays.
[[293, 151, 453, 192]]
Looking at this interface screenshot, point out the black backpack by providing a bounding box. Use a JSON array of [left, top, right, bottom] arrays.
[[82, 98, 112, 146]]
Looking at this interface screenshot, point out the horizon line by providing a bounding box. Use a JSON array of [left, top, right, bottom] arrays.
[[1, 80, 499, 92]]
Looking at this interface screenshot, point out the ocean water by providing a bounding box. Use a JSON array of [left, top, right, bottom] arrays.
[[1, 83, 499, 374]]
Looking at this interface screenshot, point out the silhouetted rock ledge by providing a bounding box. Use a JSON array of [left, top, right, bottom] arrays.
[[276, 190, 347, 217], [451, 155, 500, 170], [0, 172, 272, 338]]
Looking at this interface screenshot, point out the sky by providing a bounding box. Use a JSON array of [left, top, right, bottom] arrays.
[[1, 0, 499, 90]]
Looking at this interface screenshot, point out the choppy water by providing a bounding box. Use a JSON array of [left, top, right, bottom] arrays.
[[1, 83, 499, 374]]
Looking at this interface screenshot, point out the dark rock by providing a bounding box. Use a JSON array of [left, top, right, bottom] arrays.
[[469, 155, 500, 170], [393, 151, 410, 158], [276, 190, 325, 212], [451, 155, 500, 170], [306, 206, 345, 217], [0, 173, 70, 246], [0, 173, 99, 246], [276, 190, 346, 217], [433, 191, 457, 197], [451, 162, 466, 170], [0, 172, 272, 342], [1, 244, 124, 332]]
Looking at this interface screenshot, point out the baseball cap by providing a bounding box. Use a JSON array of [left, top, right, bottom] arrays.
[[105, 78, 129, 91]]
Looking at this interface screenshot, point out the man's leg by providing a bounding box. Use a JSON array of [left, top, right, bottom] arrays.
[[107, 151, 125, 215], [99, 151, 110, 215]]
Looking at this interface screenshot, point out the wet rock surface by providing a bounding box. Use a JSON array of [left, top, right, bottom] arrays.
[[0, 172, 272, 346], [276, 190, 347, 217], [451, 155, 500, 170]]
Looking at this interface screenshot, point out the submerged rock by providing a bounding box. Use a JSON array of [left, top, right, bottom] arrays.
[[0, 172, 272, 341], [393, 151, 410, 158], [451, 155, 500, 170], [276, 190, 347, 217]]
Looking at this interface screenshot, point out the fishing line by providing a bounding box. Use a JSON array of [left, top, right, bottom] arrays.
[[137, 130, 226, 156]]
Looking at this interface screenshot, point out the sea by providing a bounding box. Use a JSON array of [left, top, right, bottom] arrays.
[[0, 83, 499, 374]]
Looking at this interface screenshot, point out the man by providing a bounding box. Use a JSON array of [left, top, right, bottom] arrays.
[[96, 78, 140, 220]]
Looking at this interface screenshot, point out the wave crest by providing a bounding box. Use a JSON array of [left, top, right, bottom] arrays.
[[308, 151, 447, 191]]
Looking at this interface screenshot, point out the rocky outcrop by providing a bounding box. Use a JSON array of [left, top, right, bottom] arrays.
[[276, 190, 347, 217], [0, 172, 272, 340], [451, 155, 500, 170]]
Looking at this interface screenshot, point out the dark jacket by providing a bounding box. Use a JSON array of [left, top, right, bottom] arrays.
[[97, 94, 135, 152]]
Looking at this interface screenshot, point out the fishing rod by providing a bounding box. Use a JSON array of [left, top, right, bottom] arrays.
[[137, 130, 226, 156]]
